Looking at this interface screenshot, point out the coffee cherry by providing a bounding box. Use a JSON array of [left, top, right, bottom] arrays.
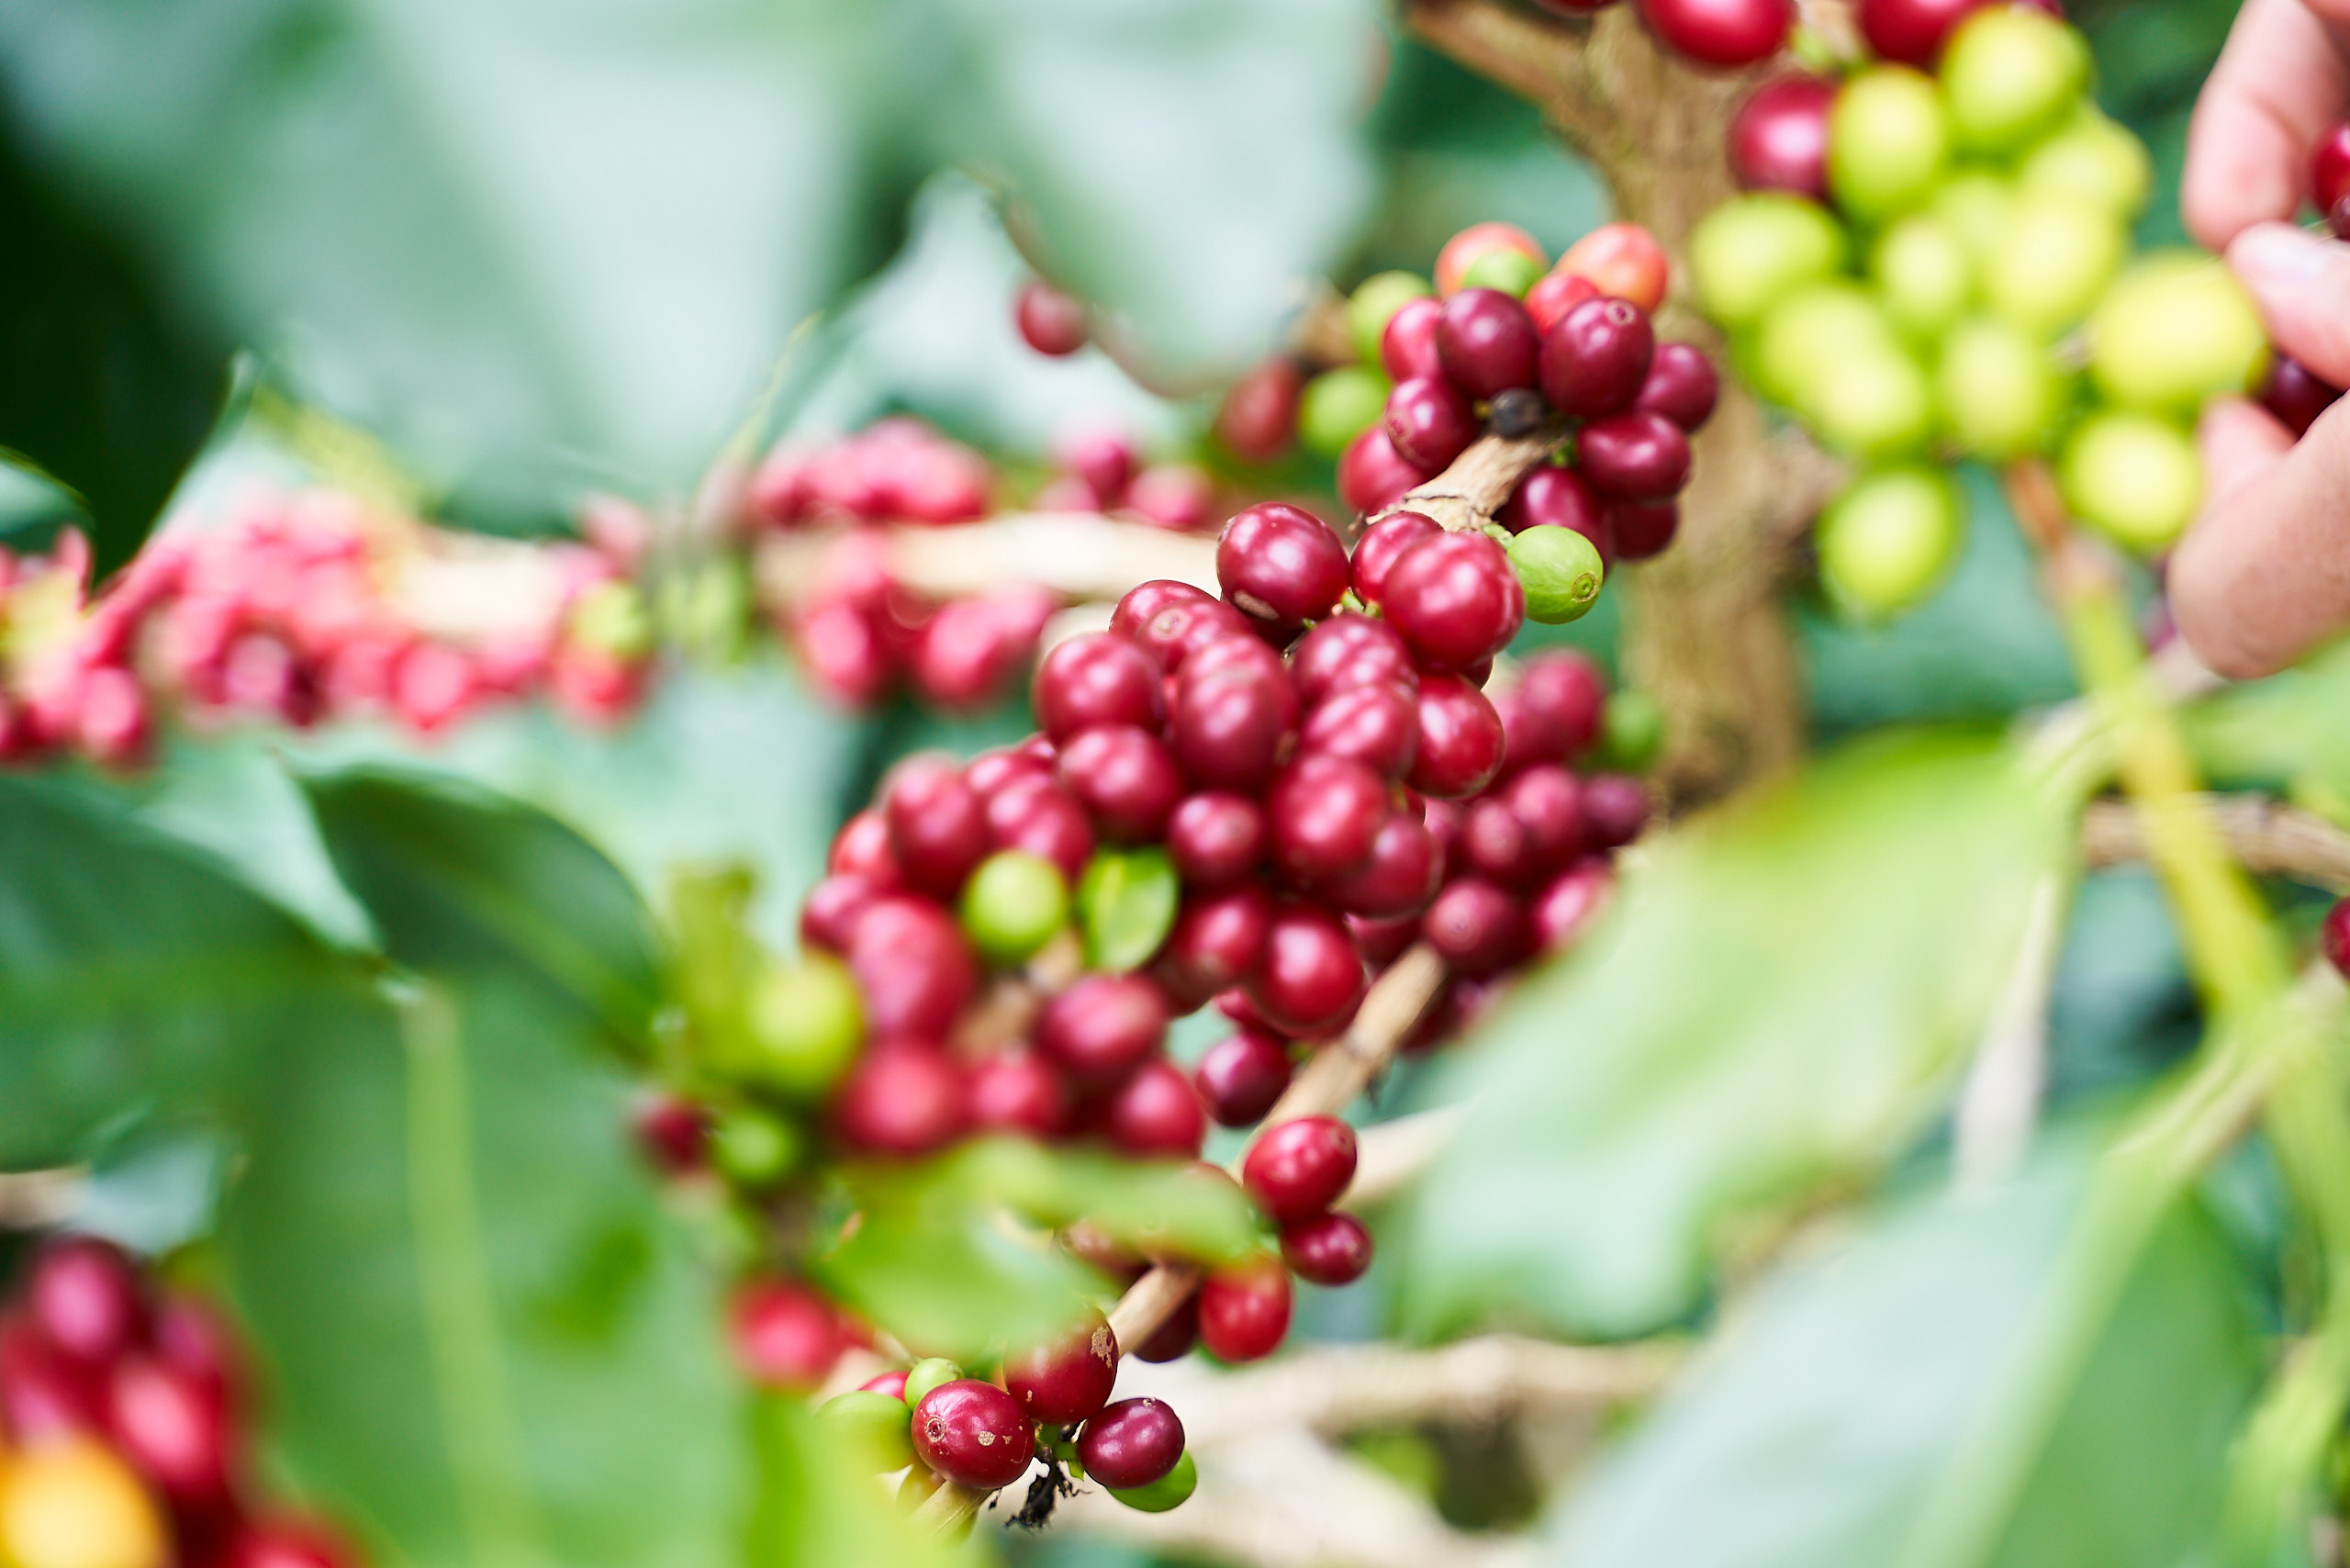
[[1503, 764, 1586, 873], [1216, 503, 1349, 628], [1348, 913, 1421, 967], [861, 1370, 912, 1399], [1111, 580, 1213, 644], [743, 953, 866, 1097], [1510, 524, 1607, 624], [1157, 889, 1274, 1009], [1729, 75, 1835, 200], [1857, 0, 1981, 66], [1016, 281, 1090, 356], [968, 1047, 1072, 1138], [1460, 798, 1531, 886], [1938, 316, 2064, 460], [1830, 65, 1949, 223], [0, 1441, 168, 1568], [1104, 1058, 1209, 1158], [903, 1358, 965, 1411], [1132, 1295, 1201, 1363], [1132, 596, 1253, 678], [2089, 257, 2269, 415], [1300, 367, 1392, 459], [820, 1389, 920, 1474], [1195, 1029, 1294, 1127], [1197, 1257, 1293, 1363], [1167, 792, 1269, 889], [1349, 271, 1437, 360], [632, 1093, 708, 1175], [1241, 1114, 1359, 1223], [2058, 411, 2201, 553], [882, 756, 990, 899], [1381, 296, 1447, 383], [1058, 724, 1183, 843], [1578, 411, 1693, 500], [1463, 247, 1545, 297], [729, 1281, 841, 1389], [1037, 974, 1169, 1090], [1501, 462, 1609, 554], [1633, 0, 1792, 69], [1280, 1211, 1375, 1286], [2019, 107, 2151, 219], [1985, 196, 2122, 337], [1527, 270, 1603, 334], [1344, 517, 1439, 611], [1324, 812, 1444, 919], [1942, 6, 2087, 155], [832, 1040, 968, 1157], [1408, 674, 1506, 800], [1690, 194, 1848, 329], [2315, 125, 2350, 218], [710, 1103, 801, 1188], [1247, 904, 1369, 1036], [959, 850, 1069, 967], [1505, 653, 1606, 767], [1581, 773, 1653, 850], [2260, 355, 2343, 439], [1337, 428, 1438, 517], [912, 1379, 1035, 1491], [1384, 376, 1481, 471], [1437, 289, 1541, 399], [1004, 1316, 1119, 1426], [1633, 342, 1720, 431], [229, 1520, 359, 1568], [1078, 1397, 1185, 1489], [1268, 756, 1393, 884], [1540, 297, 1655, 419], [1035, 633, 1163, 742], [2323, 899, 2350, 980], [1218, 359, 1303, 464], [1560, 223, 1672, 315], [1381, 532, 1526, 672], [106, 1355, 234, 1502], [1128, 465, 1215, 532], [986, 776, 1096, 886], [1435, 222, 1545, 297], [1816, 466, 1964, 618], [1424, 878, 1533, 977], [1170, 646, 1299, 791], [1300, 681, 1420, 781], [1534, 860, 1615, 952], [830, 809, 901, 884], [845, 896, 977, 1040], [30, 1238, 145, 1367]]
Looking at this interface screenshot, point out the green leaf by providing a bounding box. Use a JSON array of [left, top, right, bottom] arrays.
[[1547, 1138, 2263, 1568], [1393, 731, 2075, 1338], [1078, 846, 1180, 973], [2185, 644, 2350, 825], [746, 1394, 984, 1568]]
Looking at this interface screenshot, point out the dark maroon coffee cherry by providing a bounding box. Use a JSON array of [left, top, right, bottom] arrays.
[[1636, 0, 1795, 68], [1219, 357, 1304, 465], [1539, 297, 1655, 419], [1611, 497, 1682, 560], [0, 1315, 102, 1441], [1323, 812, 1443, 919], [1337, 428, 1438, 517], [2259, 354, 2343, 439], [884, 755, 990, 898], [1195, 1029, 1294, 1127], [1855, 0, 1995, 67], [1385, 376, 1481, 470], [985, 775, 1095, 886], [1380, 296, 1447, 383], [968, 1047, 1072, 1138], [1348, 912, 1422, 966], [1408, 674, 1506, 800], [2322, 898, 2350, 979], [1198, 1256, 1293, 1363], [1156, 888, 1274, 1009], [1247, 904, 1370, 1036], [1292, 611, 1419, 705], [1533, 860, 1615, 953], [829, 808, 901, 885], [1058, 724, 1183, 843], [1423, 878, 1533, 977], [1132, 1294, 1201, 1363], [1729, 74, 1835, 200], [1502, 763, 1586, 874], [832, 1039, 969, 1157], [1171, 646, 1299, 791], [1016, 280, 1090, 356], [1005, 1315, 1120, 1427], [1077, 1398, 1186, 1489], [1633, 342, 1721, 431], [1241, 1114, 1358, 1224], [1267, 755, 1392, 884], [1280, 1211, 1375, 1286], [1216, 502, 1349, 628], [1167, 791, 1269, 889], [1111, 579, 1216, 644], [1460, 797, 1533, 888], [1579, 411, 1692, 500], [1515, 651, 1609, 764], [106, 1354, 233, 1502], [1035, 632, 1163, 742], [1381, 532, 1527, 672], [632, 1092, 709, 1176], [1037, 973, 1169, 1091], [1498, 464, 1606, 554], [1104, 1058, 1209, 1158], [1488, 386, 1549, 438], [1300, 680, 1419, 782], [800, 870, 883, 957], [967, 745, 1054, 801], [1582, 772, 1652, 849], [913, 1378, 1036, 1490], [1437, 288, 1541, 399], [846, 895, 978, 1039]]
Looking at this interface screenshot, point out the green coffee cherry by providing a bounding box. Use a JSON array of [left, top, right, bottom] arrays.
[[1298, 367, 1391, 458], [710, 1104, 803, 1188], [568, 579, 653, 659], [1936, 317, 2065, 459], [1815, 468, 1964, 620], [1930, 171, 2016, 272], [1871, 213, 1973, 341], [1808, 349, 1934, 460], [1690, 195, 1848, 329], [2088, 254, 2269, 414], [1942, 6, 2090, 155], [902, 1358, 964, 1411], [740, 954, 864, 1099], [2059, 410, 2202, 553], [1755, 283, 1897, 409], [1595, 689, 1664, 773], [1460, 247, 1544, 298], [2019, 109, 2151, 218], [1829, 67, 1949, 224], [818, 1390, 918, 1474], [1984, 196, 2121, 337], [958, 850, 1069, 966], [1347, 272, 1433, 363], [1109, 1449, 1198, 1513], [1507, 527, 1606, 624]]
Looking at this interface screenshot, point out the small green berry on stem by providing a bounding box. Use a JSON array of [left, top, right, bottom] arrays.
[[959, 850, 1069, 966], [1508, 526, 1606, 625]]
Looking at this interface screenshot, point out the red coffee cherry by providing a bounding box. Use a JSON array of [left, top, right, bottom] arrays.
[[0, 1315, 101, 1441], [1608, 498, 1681, 561], [1539, 297, 1655, 420], [861, 1370, 912, 1399], [1103, 1058, 1210, 1159], [1408, 675, 1506, 800], [1035, 633, 1163, 742], [846, 895, 977, 1039], [1324, 812, 1443, 920], [1216, 503, 1350, 628], [29, 1237, 145, 1367], [1729, 74, 1836, 200], [2322, 899, 2350, 980], [1132, 1295, 1201, 1363], [1460, 797, 1533, 887], [1077, 1397, 1186, 1489], [1385, 376, 1481, 471], [2259, 355, 2343, 440], [1195, 1029, 1294, 1127], [229, 1520, 360, 1568], [832, 1040, 969, 1157], [1501, 465, 1614, 567], [1502, 763, 1587, 874], [1300, 681, 1420, 782], [967, 745, 1054, 801], [1337, 429, 1438, 517], [1267, 755, 1393, 884], [1016, 280, 1090, 356], [1635, 0, 1795, 69], [968, 1047, 1073, 1138], [1579, 411, 1693, 500], [729, 1280, 841, 1390], [1423, 877, 1534, 977], [1167, 791, 1269, 890], [1058, 724, 1183, 843], [830, 809, 901, 884], [1856, 0, 1996, 68], [1533, 860, 1616, 953], [1241, 1114, 1359, 1224], [106, 1354, 234, 1502], [1246, 905, 1370, 1036], [1112, 579, 1216, 644], [884, 755, 990, 899], [1633, 342, 1721, 431], [631, 1092, 708, 1175], [1528, 269, 1603, 334], [1582, 773, 1653, 850], [1171, 644, 1299, 791], [1281, 1211, 1375, 1287], [1292, 611, 1419, 704], [1134, 598, 1254, 675], [1516, 650, 1608, 762], [1380, 296, 1446, 383], [913, 1378, 1036, 1490], [1037, 974, 1169, 1091], [1437, 288, 1541, 399], [151, 1295, 241, 1413], [1157, 889, 1274, 1009], [1004, 1315, 1120, 1426], [1218, 359, 1303, 465], [1381, 532, 1527, 672], [1197, 1256, 1294, 1363], [984, 775, 1095, 886]]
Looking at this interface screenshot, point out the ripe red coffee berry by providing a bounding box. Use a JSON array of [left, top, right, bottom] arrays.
[[1381, 296, 1447, 383], [1216, 502, 1349, 628], [1729, 75, 1836, 200], [1609, 498, 1681, 561], [2318, 125, 2350, 218], [1635, 0, 1795, 68], [1267, 755, 1393, 883], [1437, 288, 1541, 399], [30, 1237, 144, 1366], [1499, 465, 1612, 564], [1077, 1398, 1186, 1489], [832, 1039, 969, 1157], [1167, 791, 1269, 889], [1381, 532, 1527, 671], [229, 1520, 359, 1568], [1300, 680, 1420, 782], [1384, 376, 1481, 470], [1323, 812, 1443, 920], [1527, 270, 1603, 334], [1560, 223, 1672, 314], [1104, 1058, 1209, 1158], [1195, 1029, 1294, 1127], [1132, 1295, 1201, 1363], [729, 1280, 841, 1389], [986, 775, 1095, 885], [1633, 342, 1721, 431], [861, 1370, 912, 1399], [884, 756, 990, 898], [1579, 411, 1693, 500], [1281, 1211, 1375, 1287], [1337, 428, 1438, 517], [1037, 973, 1169, 1090], [1292, 612, 1419, 705], [1197, 1257, 1294, 1363], [968, 1047, 1072, 1138], [913, 1378, 1036, 1490], [1058, 724, 1183, 843], [1157, 888, 1274, 1008], [1171, 647, 1299, 791], [1247, 904, 1370, 1036], [830, 809, 901, 884], [846, 896, 977, 1039], [1533, 860, 1615, 952], [1242, 1114, 1359, 1224], [1112, 579, 1214, 644], [1016, 280, 1090, 356], [106, 1355, 233, 1501], [1540, 297, 1655, 419], [2259, 355, 2343, 440], [1219, 358, 1304, 465], [1582, 772, 1652, 850], [1856, 0, 1995, 68], [1409, 674, 1507, 799], [1035, 633, 1162, 742], [1423, 878, 1534, 977], [2323, 899, 2350, 980], [1004, 1316, 1120, 1426], [1503, 763, 1586, 873], [1460, 797, 1533, 888]]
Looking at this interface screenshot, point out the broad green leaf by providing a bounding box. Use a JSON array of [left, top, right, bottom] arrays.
[[1393, 732, 2075, 1338], [746, 1394, 986, 1568], [2185, 644, 2350, 825], [1078, 846, 1180, 973], [1548, 1139, 2263, 1568]]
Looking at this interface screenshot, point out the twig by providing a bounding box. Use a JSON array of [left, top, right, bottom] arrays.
[[0, 1169, 83, 1229], [2083, 796, 2350, 896], [1377, 429, 1568, 536], [1953, 873, 2068, 1192]]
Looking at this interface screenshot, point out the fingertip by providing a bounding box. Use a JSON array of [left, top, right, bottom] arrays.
[[2181, 99, 2300, 252], [2198, 397, 2296, 503]]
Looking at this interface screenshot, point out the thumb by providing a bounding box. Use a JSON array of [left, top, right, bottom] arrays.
[[2171, 398, 2350, 678], [2228, 224, 2350, 386]]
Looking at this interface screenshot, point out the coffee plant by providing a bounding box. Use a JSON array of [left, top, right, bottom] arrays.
[[6, 2, 2350, 1567]]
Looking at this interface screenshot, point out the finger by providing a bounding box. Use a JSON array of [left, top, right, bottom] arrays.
[[2183, 0, 2350, 251], [2170, 409, 2350, 678], [2226, 223, 2350, 386], [2198, 396, 2296, 506]]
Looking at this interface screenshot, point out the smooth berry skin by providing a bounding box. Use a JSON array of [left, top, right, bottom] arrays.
[[1134, 597, 1254, 676], [799, 866, 885, 951], [1499, 465, 1614, 566], [1527, 269, 1603, 334], [832, 1040, 969, 1158], [1004, 1316, 1120, 1427], [106, 1355, 233, 1502], [1534, 861, 1616, 952], [1133, 1295, 1202, 1363], [1267, 756, 1393, 884], [1381, 532, 1527, 672], [1103, 1058, 1210, 1159], [831, 809, 901, 884], [967, 745, 1054, 801], [1409, 675, 1507, 800], [2323, 899, 2350, 980], [1384, 376, 1481, 471], [729, 1281, 841, 1390], [968, 1047, 1072, 1138], [2318, 124, 2350, 217], [1578, 411, 1693, 501], [1157, 889, 1274, 1010], [1380, 296, 1447, 383], [1349, 911, 1423, 967], [1582, 773, 1652, 850], [1077, 1398, 1186, 1489], [0, 1315, 101, 1441], [1171, 650, 1299, 792], [1292, 611, 1420, 705], [1503, 763, 1587, 873], [30, 1238, 144, 1366], [1337, 428, 1436, 517], [1437, 288, 1541, 399], [1219, 358, 1304, 464], [985, 776, 1095, 886], [861, 1370, 912, 1399], [1242, 1115, 1359, 1224], [1856, 0, 1996, 68], [1516, 652, 1606, 762], [1609, 498, 1681, 561], [1016, 280, 1089, 356], [846, 896, 977, 1040], [632, 1093, 707, 1176], [1167, 792, 1269, 889], [1216, 503, 1350, 629], [1729, 74, 1836, 200], [1195, 1030, 1294, 1127], [1460, 798, 1533, 888], [913, 1379, 1036, 1491], [1324, 812, 1444, 920], [1058, 724, 1183, 844], [1540, 297, 1655, 420], [1035, 633, 1163, 742], [884, 756, 990, 899], [1633, 342, 1721, 431], [1062, 431, 1136, 504], [1281, 1211, 1375, 1287], [1560, 223, 1672, 314], [1113, 579, 1215, 644], [2259, 354, 2343, 439], [1635, 0, 1794, 69], [1198, 1257, 1294, 1363], [1300, 681, 1420, 782], [1037, 974, 1169, 1091], [1424, 878, 1534, 977], [1247, 905, 1370, 1036], [229, 1521, 360, 1568]]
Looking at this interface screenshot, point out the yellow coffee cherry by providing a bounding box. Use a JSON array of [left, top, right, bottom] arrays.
[[0, 1442, 168, 1568]]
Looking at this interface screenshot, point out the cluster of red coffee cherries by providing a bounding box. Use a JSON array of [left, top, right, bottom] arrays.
[[0, 1235, 358, 1568], [0, 492, 649, 767], [2255, 126, 2350, 441]]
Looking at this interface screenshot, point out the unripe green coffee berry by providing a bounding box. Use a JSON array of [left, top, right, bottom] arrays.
[[1109, 1448, 1198, 1513], [740, 954, 864, 1099], [1829, 67, 1949, 224], [1984, 196, 2121, 337], [1595, 689, 1664, 773], [710, 1104, 803, 1188], [2088, 255, 2269, 414], [1755, 283, 1897, 409], [818, 1390, 917, 1473], [1298, 366, 1391, 458], [1807, 349, 1934, 460], [1460, 247, 1543, 298], [1815, 467, 1964, 619], [2019, 109, 2151, 219], [2059, 410, 2201, 553], [569, 579, 653, 659], [1689, 195, 1847, 330], [902, 1358, 964, 1411], [959, 850, 1069, 966], [1507, 526, 1606, 624], [1347, 272, 1433, 362], [1870, 213, 1973, 341], [1930, 172, 2015, 273], [1937, 316, 2065, 459], [1942, 7, 2089, 155]]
